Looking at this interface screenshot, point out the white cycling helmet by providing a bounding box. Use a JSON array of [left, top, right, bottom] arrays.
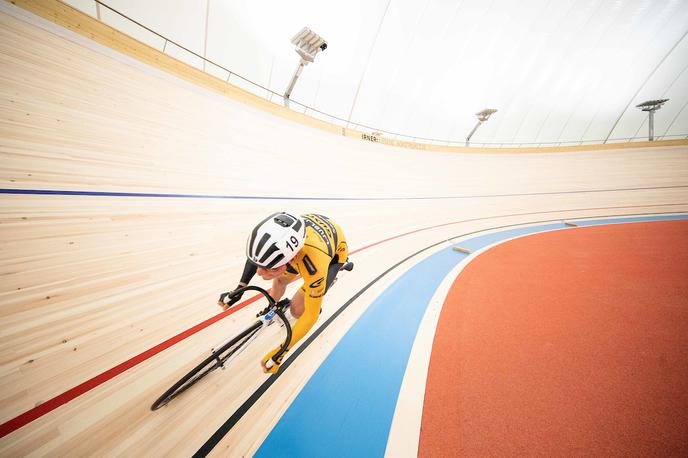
[[246, 212, 306, 268]]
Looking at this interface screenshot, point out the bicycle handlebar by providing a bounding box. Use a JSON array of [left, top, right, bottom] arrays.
[[227, 285, 275, 305]]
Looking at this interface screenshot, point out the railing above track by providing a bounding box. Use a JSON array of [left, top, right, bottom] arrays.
[[85, 0, 688, 149]]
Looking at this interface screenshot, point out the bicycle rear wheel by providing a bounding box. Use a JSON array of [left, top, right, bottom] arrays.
[[150, 320, 263, 410]]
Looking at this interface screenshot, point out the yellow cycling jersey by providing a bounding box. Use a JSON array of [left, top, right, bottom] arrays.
[[277, 214, 348, 351], [286, 214, 347, 298]]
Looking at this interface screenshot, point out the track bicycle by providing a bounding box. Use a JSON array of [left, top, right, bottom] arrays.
[[150, 286, 291, 410]]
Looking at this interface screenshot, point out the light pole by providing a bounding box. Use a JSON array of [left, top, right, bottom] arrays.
[[466, 108, 497, 146], [635, 99, 668, 141], [284, 27, 327, 107]]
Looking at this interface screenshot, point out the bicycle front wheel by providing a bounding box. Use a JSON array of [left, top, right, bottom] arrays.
[[150, 320, 263, 410]]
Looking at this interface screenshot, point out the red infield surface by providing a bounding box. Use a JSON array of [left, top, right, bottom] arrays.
[[420, 220, 688, 457]]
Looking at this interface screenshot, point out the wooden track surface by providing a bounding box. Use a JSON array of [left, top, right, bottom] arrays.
[[1, 2, 688, 455]]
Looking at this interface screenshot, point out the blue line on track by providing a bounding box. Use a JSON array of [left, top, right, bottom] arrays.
[[256, 244, 464, 458], [1, 185, 685, 201], [255, 214, 688, 457]]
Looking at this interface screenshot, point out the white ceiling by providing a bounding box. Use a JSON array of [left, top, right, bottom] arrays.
[[66, 0, 688, 146]]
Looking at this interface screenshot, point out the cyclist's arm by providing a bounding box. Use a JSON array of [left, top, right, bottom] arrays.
[[219, 260, 257, 309], [238, 259, 257, 286], [271, 271, 296, 301]]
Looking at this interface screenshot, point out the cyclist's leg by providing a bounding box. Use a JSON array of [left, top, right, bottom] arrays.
[[325, 237, 351, 293], [284, 261, 344, 322]]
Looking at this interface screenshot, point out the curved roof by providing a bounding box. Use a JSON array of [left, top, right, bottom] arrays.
[[68, 0, 688, 145]]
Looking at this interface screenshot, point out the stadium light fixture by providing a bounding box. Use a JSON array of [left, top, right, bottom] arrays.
[[635, 99, 668, 141], [284, 27, 327, 107], [465, 108, 497, 146]]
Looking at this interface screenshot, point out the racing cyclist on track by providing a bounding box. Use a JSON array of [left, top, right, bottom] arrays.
[[218, 212, 352, 373]]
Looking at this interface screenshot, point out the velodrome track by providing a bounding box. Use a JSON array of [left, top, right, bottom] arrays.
[[1, 2, 688, 456]]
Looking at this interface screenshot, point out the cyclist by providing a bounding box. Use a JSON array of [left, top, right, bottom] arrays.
[[218, 212, 351, 373]]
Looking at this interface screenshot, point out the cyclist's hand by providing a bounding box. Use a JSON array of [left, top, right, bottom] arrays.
[[218, 285, 244, 310]]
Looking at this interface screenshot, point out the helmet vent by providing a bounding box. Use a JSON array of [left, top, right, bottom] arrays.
[[255, 232, 271, 256], [274, 214, 295, 227], [259, 243, 280, 264]]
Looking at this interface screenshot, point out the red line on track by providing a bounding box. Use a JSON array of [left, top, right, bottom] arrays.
[[1, 204, 685, 438]]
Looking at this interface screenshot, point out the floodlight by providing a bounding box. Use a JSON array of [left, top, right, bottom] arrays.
[[466, 108, 498, 146], [636, 99, 668, 112], [635, 99, 668, 141], [284, 27, 327, 106], [476, 108, 497, 122], [291, 27, 327, 62]]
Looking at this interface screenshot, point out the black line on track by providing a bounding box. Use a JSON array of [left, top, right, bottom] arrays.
[[194, 210, 688, 456]]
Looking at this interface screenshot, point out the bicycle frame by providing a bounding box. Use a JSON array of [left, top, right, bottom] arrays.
[[225, 285, 293, 368], [150, 286, 294, 410]]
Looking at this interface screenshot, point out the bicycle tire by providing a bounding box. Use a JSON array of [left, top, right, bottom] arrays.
[[150, 320, 263, 410]]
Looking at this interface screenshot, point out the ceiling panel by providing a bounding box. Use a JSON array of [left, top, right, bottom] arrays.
[[63, 0, 688, 145]]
